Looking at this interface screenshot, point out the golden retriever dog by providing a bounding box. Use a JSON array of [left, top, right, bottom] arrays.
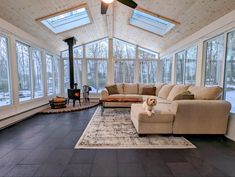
[[143, 96, 157, 116]]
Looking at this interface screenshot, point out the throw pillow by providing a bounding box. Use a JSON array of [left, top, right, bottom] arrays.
[[105, 85, 119, 95], [173, 91, 194, 100], [141, 87, 156, 95]]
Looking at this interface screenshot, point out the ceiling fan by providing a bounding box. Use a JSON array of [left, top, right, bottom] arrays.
[[101, 0, 138, 14]]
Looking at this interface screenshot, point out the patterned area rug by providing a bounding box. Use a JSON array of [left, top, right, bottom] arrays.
[[40, 102, 99, 114], [75, 107, 196, 149]]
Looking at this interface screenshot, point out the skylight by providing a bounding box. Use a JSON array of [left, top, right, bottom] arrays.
[[130, 9, 176, 36], [40, 7, 91, 34]]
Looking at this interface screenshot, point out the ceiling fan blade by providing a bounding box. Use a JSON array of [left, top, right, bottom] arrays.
[[117, 0, 138, 9], [101, 1, 109, 14]]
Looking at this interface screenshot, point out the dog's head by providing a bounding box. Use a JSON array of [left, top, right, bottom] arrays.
[[146, 96, 157, 107]]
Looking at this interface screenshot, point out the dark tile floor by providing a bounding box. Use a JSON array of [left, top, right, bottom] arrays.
[[0, 106, 235, 177]]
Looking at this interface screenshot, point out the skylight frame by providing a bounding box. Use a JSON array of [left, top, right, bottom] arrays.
[[36, 3, 92, 34], [129, 8, 180, 37]]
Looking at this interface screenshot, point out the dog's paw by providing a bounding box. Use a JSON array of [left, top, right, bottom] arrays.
[[147, 111, 152, 117]]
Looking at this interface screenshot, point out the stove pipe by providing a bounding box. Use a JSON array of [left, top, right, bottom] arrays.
[[63, 37, 77, 89]]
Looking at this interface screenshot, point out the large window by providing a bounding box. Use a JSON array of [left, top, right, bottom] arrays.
[[86, 38, 108, 93], [139, 47, 158, 83], [61, 38, 159, 92], [0, 36, 11, 106], [54, 57, 60, 94], [175, 51, 185, 84], [63, 46, 83, 92], [16, 42, 32, 102], [224, 31, 235, 113], [63, 60, 69, 93], [161, 57, 172, 83], [204, 35, 224, 86], [185, 46, 197, 84], [46, 54, 53, 95], [113, 39, 136, 83], [175, 46, 197, 84], [32, 49, 43, 98]]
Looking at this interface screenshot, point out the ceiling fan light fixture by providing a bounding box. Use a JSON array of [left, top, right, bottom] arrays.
[[102, 0, 114, 4]]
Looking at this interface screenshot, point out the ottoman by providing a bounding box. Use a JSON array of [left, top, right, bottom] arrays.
[[131, 104, 174, 135]]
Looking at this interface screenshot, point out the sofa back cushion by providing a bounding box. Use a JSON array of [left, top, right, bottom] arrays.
[[123, 83, 138, 94], [173, 91, 194, 100], [138, 84, 154, 94], [158, 84, 175, 99], [105, 85, 119, 95], [155, 83, 165, 96], [116, 84, 124, 94], [188, 86, 223, 100], [167, 85, 189, 101], [141, 87, 156, 95]]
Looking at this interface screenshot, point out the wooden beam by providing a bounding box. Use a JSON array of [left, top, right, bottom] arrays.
[[136, 7, 180, 25], [35, 3, 87, 21]]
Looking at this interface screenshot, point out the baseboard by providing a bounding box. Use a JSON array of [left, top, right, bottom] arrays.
[[0, 104, 49, 130]]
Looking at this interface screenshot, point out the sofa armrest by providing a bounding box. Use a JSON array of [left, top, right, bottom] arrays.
[[101, 89, 109, 99], [171, 100, 231, 134]]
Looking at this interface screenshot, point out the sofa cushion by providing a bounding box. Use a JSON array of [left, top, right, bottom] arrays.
[[173, 91, 194, 100], [158, 84, 175, 99], [123, 84, 138, 94], [116, 84, 124, 94], [155, 83, 165, 96], [105, 85, 119, 95], [167, 85, 189, 101], [138, 84, 154, 94], [108, 94, 142, 99], [141, 87, 156, 95], [188, 86, 223, 100]]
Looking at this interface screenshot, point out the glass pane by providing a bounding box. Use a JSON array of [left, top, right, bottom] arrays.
[[138, 47, 159, 59], [225, 31, 235, 113], [54, 57, 60, 94], [205, 35, 224, 86], [32, 49, 43, 98], [124, 61, 134, 83], [61, 50, 68, 58], [74, 46, 83, 58], [162, 57, 172, 83], [86, 39, 108, 58], [16, 42, 32, 102], [139, 61, 157, 83], [87, 60, 97, 93], [46, 54, 53, 95], [113, 39, 136, 59], [0, 36, 11, 106], [114, 61, 124, 83], [98, 61, 107, 93], [41, 7, 91, 34], [74, 59, 82, 89], [64, 60, 69, 93], [176, 51, 185, 84], [185, 46, 197, 85], [130, 9, 176, 36]]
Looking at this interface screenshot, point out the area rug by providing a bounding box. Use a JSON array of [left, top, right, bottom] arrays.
[[75, 107, 196, 149], [40, 102, 99, 114]]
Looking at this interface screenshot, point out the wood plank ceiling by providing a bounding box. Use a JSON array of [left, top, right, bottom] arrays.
[[0, 0, 235, 53]]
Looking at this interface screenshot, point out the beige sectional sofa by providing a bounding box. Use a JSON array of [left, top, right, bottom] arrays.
[[101, 83, 231, 135]]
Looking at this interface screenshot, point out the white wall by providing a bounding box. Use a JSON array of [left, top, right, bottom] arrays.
[[0, 17, 59, 127], [161, 9, 235, 141]]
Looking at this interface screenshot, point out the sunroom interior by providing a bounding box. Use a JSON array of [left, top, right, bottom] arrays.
[[1, 1, 235, 142]]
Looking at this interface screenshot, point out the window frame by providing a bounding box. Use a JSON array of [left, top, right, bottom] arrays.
[[0, 34, 12, 107], [203, 33, 225, 87]]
